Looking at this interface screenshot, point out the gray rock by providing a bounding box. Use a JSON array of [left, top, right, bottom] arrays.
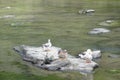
[[89, 28, 110, 35], [92, 50, 101, 59], [13, 44, 99, 74], [108, 54, 120, 58], [0, 15, 15, 19], [99, 20, 114, 26], [40, 59, 70, 70], [3, 6, 11, 9], [78, 9, 95, 15]]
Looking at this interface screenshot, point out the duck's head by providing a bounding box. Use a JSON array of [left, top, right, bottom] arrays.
[[48, 39, 51, 42], [87, 49, 92, 54]]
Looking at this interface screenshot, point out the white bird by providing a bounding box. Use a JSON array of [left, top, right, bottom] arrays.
[[86, 49, 92, 54], [84, 49, 93, 60], [45, 39, 52, 47], [42, 39, 52, 51], [79, 49, 93, 60]]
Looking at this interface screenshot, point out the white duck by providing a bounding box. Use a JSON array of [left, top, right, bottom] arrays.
[[42, 39, 52, 51], [44, 39, 52, 47], [79, 49, 93, 60]]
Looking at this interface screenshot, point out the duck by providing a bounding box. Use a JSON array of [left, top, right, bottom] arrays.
[[79, 49, 93, 61], [86, 49, 93, 54], [58, 49, 68, 59], [42, 39, 52, 51], [43, 39, 52, 47]]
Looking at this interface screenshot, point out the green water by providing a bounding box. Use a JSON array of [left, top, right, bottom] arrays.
[[0, 0, 120, 80]]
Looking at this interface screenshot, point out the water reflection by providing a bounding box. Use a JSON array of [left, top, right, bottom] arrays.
[[82, 73, 93, 80], [41, 0, 84, 10], [41, 0, 120, 14]]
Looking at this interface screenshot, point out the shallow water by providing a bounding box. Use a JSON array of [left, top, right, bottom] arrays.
[[81, 73, 93, 80], [0, 0, 120, 80]]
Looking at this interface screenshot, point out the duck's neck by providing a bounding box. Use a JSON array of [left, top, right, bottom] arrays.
[[48, 39, 51, 43]]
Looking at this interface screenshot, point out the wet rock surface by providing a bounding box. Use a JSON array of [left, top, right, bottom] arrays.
[[78, 9, 95, 15], [88, 28, 110, 35], [13, 45, 99, 74], [0, 15, 15, 19], [99, 20, 114, 26], [108, 54, 120, 58]]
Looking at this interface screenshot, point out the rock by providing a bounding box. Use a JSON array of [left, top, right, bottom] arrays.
[[40, 59, 70, 71], [4, 6, 11, 9], [78, 9, 95, 15], [88, 28, 110, 35], [99, 20, 114, 26], [106, 20, 113, 23], [4, 15, 14, 18], [0, 15, 15, 19], [61, 58, 98, 74], [108, 54, 120, 58], [10, 22, 25, 27], [13, 46, 26, 56], [92, 50, 101, 59], [14, 45, 61, 61], [13, 42, 99, 74]]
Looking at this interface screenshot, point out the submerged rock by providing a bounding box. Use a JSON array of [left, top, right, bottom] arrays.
[[108, 54, 120, 58], [0, 15, 15, 19], [4, 6, 11, 9], [89, 28, 110, 35], [99, 20, 114, 26], [92, 50, 101, 59]]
